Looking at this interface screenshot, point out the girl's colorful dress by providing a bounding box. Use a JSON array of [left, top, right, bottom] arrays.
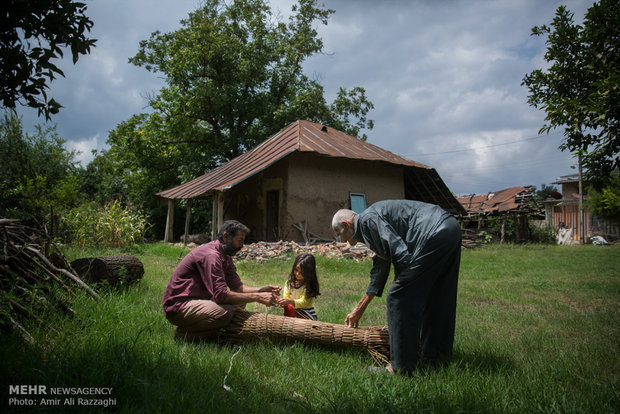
[[282, 283, 317, 320]]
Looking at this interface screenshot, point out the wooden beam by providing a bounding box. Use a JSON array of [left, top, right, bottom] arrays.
[[164, 199, 174, 242], [211, 192, 220, 240], [184, 199, 192, 245]]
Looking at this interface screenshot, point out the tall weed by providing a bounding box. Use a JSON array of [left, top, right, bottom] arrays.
[[63, 200, 149, 248]]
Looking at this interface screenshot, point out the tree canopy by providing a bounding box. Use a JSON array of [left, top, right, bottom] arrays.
[[0, 0, 96, 120], [522, 0, 619, 189], [100, 0, 375, 238], [127, 0, 373, 162], [0, 112, 81, 223]]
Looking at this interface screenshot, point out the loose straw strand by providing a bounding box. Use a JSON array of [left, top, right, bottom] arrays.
[[223, 346, 242, 392]]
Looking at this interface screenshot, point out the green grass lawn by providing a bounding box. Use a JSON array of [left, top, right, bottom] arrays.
[[1, 243, 619, 413]]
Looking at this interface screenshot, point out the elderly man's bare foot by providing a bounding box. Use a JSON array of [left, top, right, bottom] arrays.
[[385, 363, 395, 374]]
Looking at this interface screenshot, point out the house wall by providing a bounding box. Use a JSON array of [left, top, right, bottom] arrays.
[[221, 157, 288, 242], [283, 152, 404, 242], [561, 182, 580, 196], [219, 152, 405, 242]]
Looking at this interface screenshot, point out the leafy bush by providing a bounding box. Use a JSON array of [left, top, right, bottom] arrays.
[[63, 201, 150, 248], [529, 222, 557, 244], [587, 172, 620, 219]]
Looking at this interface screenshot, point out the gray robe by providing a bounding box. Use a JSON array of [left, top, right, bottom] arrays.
[[354, 200, 461, 373]]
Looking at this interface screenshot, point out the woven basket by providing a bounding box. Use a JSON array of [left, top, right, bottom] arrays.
[[218, 309, 390, 361]]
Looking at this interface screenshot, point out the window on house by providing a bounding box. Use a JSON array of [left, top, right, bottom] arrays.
[[350, 193, 367, 214]]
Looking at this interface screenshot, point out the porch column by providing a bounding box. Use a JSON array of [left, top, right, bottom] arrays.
[[211, 192, 224, 240], [183, 199, 192, 245], [164, 199, 175, 242]]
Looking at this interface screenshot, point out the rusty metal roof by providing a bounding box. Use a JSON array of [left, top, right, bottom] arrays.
[[457, 186, 537, 215], [157, 120, 434, 200]]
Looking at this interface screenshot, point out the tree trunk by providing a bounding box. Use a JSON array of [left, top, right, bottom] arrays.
[[70, 255, 144, 287]]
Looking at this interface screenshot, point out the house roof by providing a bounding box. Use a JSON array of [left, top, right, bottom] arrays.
[[456, 186, 537, 215], [552, 173, 582, 185], [157, 120, 464, 213]]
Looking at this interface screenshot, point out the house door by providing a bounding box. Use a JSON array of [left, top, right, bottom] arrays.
[[266, 190, 279, 241]]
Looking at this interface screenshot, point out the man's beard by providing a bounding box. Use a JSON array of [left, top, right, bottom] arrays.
[[222, 237, 241, 256]]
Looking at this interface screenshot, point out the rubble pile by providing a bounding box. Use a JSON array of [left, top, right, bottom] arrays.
[[235, 241, 374, 262]]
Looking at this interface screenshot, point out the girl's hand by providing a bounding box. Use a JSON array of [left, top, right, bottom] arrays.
[[275, 297, 294, 307]]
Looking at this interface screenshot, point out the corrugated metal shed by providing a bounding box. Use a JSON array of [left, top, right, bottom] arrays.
[[157, 119, 463, 213]]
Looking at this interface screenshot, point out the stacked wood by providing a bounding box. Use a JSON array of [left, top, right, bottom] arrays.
[[218, 309, 390, 363], [233, 240, 374, 262], [0, 219, 100, 343], [71, 255, 144, 286]]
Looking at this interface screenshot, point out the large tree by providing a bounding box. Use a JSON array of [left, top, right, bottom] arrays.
[[0, 0, 96, 119], [125, 0, 373, 159], [102, 0, 374, 237], [522, 0, 619, 189]]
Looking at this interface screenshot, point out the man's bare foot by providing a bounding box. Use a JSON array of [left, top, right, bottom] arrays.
[[386, 363, 395, 374]]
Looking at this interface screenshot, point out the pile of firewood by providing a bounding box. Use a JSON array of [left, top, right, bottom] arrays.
[[0, 219, 100, 343]]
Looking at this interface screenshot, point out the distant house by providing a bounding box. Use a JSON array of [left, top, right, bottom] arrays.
[[157, 120, 465, 243], [456, 186, 542, 243], [544, 173, 619, 243]]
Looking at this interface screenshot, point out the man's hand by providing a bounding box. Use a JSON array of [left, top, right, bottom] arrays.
[[259, 285, 282, 295], [345, 308, 364, 328], [345, 293, 375, 328], [256, 291, 278, 306]]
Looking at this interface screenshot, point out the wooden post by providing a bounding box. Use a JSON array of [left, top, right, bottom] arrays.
[[217, 192, 224, 234], [184, 199, 192, 245], [164, 199, 174, 242], [211, 192, 219, 240]]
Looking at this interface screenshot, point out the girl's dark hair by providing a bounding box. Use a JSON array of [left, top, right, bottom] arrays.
[[287, 253, 320, 298]]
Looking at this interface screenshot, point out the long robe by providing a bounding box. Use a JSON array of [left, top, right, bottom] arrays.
[[354, 200, 461, 373]]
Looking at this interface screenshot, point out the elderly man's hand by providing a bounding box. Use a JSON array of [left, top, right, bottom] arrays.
[[345, 308, 364, 328]]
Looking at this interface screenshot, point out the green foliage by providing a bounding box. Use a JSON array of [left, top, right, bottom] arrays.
[[587, 172, 620, 218], [0, 0, 97, 119], [0, 112, 81, 223], [63, 200, 150, 248], [522, 0, 620, 189], [529, 222, 557, 244], [534, 183, 558, 201], [477, 230, 493, 244], [101, 0, 375, 238]]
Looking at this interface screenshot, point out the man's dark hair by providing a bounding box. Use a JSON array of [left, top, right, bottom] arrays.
[[217, 220, 250, 242]]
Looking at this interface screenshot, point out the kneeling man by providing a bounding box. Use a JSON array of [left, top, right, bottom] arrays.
[[163, 220, 281, 341]]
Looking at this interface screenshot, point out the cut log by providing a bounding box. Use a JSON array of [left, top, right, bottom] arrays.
[[70, 255, 144, 286]]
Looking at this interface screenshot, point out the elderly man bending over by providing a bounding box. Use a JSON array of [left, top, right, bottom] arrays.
[[332, 200, 461, 374], [163, 220, 280, 341]]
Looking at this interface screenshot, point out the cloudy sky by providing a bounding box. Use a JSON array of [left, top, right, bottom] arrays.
[[15, 0, 592, 195]]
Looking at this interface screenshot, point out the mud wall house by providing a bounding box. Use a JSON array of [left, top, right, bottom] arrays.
[[544, 174, 620, 242], [156, 120, 465, 243], [457, 186, 542, 243]]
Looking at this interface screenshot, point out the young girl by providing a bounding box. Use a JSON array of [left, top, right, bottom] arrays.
[[276, 253, 320, 321]]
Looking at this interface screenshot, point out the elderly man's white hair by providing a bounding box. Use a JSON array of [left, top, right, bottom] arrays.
[[331, 209, 356, 231]]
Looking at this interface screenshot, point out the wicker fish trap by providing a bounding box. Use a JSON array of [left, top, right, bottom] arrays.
[[218, 309, 390, 361]]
